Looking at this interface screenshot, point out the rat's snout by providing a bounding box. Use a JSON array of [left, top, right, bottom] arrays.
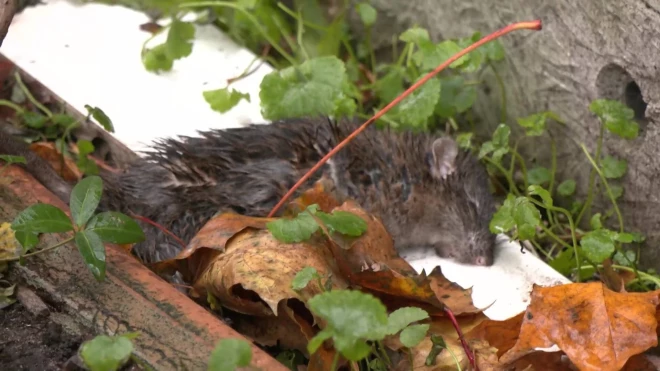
[[474, 255, 494, 266]]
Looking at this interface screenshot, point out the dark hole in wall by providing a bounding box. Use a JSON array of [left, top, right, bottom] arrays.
[[624, 81, 647, 121], [595, 63, 648, 132]]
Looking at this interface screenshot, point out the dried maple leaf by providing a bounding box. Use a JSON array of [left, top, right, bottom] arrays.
[[499, 282, 660, 371]]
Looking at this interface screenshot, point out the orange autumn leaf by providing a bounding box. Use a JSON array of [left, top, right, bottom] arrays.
[[499, 282, 660, 371], [29, 141, 81, 181]]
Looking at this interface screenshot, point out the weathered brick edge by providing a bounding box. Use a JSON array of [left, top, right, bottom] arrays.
[[2, 160, 288, 370]]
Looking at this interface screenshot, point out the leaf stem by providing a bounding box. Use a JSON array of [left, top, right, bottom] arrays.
[[482, 157, 520, 196], [267, 20, 542, 217], [181, 2, 298, 66], [581, 264, 660, 288], [576, 123, 605, 226], [0, 99, 25, 114], [488, 61, 506, 123], [0, 236, 75, 262], [330, 351, 340, 371], [14, 72, 52, 118], [579, 143, 624, 233]]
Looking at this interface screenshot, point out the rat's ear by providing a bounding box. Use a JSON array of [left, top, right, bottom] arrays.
[[429, 137, 458, 180]]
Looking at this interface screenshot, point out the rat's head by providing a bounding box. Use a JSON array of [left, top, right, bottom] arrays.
[[389, 137, 497, 266]]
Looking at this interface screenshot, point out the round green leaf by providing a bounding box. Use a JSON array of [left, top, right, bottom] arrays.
[[267, 211, 319, 243], [527, 185, 553, 208], [86, 212, 145, 244], [512, 197, 541, 240], [80, 335, 133, 371], [334, 337, 372, 361], [386, 307, 429, 335], [291, 267, 319, 291], [526, 167, 551, 186], [20, 111, 49, 129], [166, 20, 195, 60], [316, 211, 367, 237], [400, 324, 430, 348], [208, 339, 252, 371], [580, 230, 615, 263], [356, 3, 377, 27], [12, 203, 73, 234], [557, 179, 576, 196], [307, 328, 333, 355], [84, 105, 115, 133], [489, 194, 515, 234], [601, 155, 627, 179], [75, 230, 106, 281], [389, 76, 441, 129], [70, 176, 103, 227], [203, 88, 250, 114], [590, 213, 603, 230], [142, 43, 174, 72]]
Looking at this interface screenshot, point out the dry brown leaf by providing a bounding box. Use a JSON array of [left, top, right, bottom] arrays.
[[499, 282, 660, 371], [465, 312, 524, 358], [428, 266, 483, 315], [29, 142, 81, 181]]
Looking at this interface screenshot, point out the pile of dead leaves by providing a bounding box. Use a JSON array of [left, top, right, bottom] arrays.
[[145, 182, 660, 371]]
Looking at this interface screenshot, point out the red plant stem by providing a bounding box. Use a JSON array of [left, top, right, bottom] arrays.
[[130, 214, 187, 249], [444, 306, 477, 370], [267, 20, 542, 218]]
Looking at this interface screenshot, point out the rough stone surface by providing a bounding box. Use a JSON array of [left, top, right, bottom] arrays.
[[347, 0, 660, 270]]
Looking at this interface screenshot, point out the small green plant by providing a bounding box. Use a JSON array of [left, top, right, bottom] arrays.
[[80, 332, 141, 371], [207, 338, 254, 371], [266, 204, 368, 243], [0, 72, 114, 175], [477, 99, 657, 289], [5, 176, 145, 281]]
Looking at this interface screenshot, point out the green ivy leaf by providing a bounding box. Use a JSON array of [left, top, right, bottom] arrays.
[[75, 230, 106, 281], [203, 88, 251, 114], [557, 180, 576, 196], [527, 185, 553, 208], [80, 334, 134, 371], [386, 307, 429, 335], [84, 105, 114, 132], [589, 99, 639, 139], [12, 203, 73, 234], [307, 290, 388, 360], [356, 3, 377, 27], [580, 229, 615, 263], [70, 176, 103, 227], [512, 197, 541, 240], [142, 44, 174, 72], [388, 76, 440, 129], [526, 166, 551, 186], [590, 213, 602, 230], [291, 267, 319, 291], [20, 111, 48, 129], [259, 56, 345, 120], [0, 155, 26, 165], [86, 212, 145, 244], [399, 27, 430, 44], [601, 155, 627, 179], [400, 324, 430, 348], [489, 194, 516, 234], [315, 211, 367, 237], [516, 112, 548, 136], [166, 20, 195, 60], [207, 338, 252, 371], [267, 209, 319, 243]]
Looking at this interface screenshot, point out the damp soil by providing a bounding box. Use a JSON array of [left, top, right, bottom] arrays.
[[0, 301, 82, 370]]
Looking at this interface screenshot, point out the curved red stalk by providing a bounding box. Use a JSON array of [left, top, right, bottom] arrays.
[[267, 20, 542, 218]]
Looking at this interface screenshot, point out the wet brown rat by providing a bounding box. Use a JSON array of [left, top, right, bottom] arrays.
[[0, 116, 497, 266]]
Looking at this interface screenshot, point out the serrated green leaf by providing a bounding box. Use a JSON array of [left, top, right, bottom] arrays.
[[557, 179, 576, 196], [590, 213, 602, 230], [203, 88, 251, 114], [291, 267, 319, 291], [613, 250, 636, 266], [20, 111, 48, 128], [455, 32, 484, 72], [84, 105, 114, 132], [166, 20, 195, 60], [386, 307, 429, 335], [399, 27, 430, 44], [580, 229, 615, 263], [70, 176, 103, 227], [0, 155, 26, 165], [315, 211, 367, 237], [356, 3, 377, 27], [143, 44, 174, 72], [601, 155, 627, 179], [414, 40, 468, 71], [388, 76, 440, 129], [512, 197, 541, 240], [12, 203, 73, 234], [267, 210, 319, 243], [75, 230, 106, 281], [516, 112, 548, 136], [400, 324, 429, 348], [589, 99, 639, 139], [526, 166, 551, 186], [86, 212, 145, 244], [207, 338, 252, 371], [80, 334, 133, 371], [259, 56, 345, 120], [489, 194, 516, 234], [527, 185, 553, 207]]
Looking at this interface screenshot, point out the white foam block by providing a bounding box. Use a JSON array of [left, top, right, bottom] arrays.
[[2, 0, 570, 320]]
